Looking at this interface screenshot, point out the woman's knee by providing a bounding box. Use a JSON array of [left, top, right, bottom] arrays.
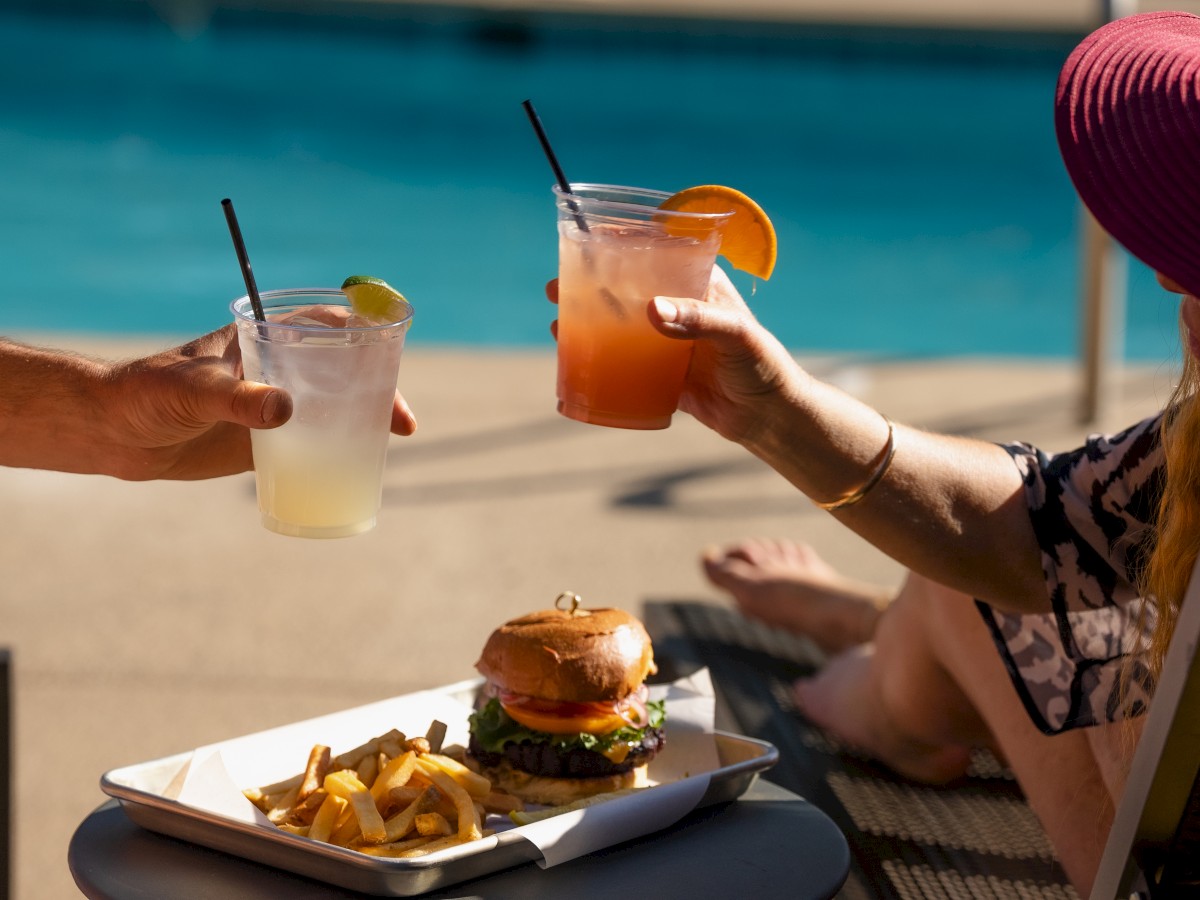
[[871, 572, 997, 745], [876, 572, 977, 648]]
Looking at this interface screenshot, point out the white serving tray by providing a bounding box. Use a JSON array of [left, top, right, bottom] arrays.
[[101, 677, 778, 897]]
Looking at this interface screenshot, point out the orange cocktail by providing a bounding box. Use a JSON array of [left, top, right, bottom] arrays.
[[554, 184, 731, 430]]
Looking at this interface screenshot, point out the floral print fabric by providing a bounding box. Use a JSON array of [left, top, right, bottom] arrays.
[[976, 414, 1163, 734]]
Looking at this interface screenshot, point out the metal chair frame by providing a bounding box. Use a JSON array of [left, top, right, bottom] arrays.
[[1089, 557, 1200, 900]]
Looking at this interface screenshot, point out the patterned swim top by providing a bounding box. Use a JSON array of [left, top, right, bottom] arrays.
[[976, 413, 1163, 734]]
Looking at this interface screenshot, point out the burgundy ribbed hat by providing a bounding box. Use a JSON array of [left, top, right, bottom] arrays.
[[1056, 11, 1200, 297]]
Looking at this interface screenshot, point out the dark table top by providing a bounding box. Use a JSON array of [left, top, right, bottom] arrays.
[[70, 778, 848, 899]]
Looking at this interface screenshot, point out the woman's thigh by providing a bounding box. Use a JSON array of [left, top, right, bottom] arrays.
[[875, 574, 1116, 894]]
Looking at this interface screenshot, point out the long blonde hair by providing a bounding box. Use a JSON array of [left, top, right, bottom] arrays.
[[1139, 352, 1200, 680]]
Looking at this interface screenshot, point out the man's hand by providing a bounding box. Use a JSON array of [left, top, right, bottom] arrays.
[[0, 328, 417, 481]]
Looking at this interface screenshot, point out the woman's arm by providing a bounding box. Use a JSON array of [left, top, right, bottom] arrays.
[[648, 271, 1047, 614]]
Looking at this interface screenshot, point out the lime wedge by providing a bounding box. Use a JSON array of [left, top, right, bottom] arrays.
[[341, 275, 408, 322], [508, 788, 643, 826]]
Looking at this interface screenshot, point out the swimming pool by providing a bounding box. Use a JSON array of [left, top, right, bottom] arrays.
[[0, 5, 1179, 361]]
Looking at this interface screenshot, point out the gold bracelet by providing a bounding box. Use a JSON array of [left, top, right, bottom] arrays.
[[812, 416, 896, 512]]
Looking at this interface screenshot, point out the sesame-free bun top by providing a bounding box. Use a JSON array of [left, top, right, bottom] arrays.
[[475, 606, 655, 703]]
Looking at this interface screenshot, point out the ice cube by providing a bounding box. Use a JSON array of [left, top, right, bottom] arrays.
[[274, 305, 352, 329], [277, 314, 333, 328]]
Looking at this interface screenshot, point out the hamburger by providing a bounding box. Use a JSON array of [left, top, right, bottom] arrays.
[[466, 600, 665, 806]]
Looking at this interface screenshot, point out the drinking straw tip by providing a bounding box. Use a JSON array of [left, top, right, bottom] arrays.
[[522, 100, 571, 191], [521, 100, 587, 231], [221, 198, 266, 322]]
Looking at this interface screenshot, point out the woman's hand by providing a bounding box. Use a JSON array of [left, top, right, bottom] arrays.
[[648, 266, 804, 446], [544, 266, 802, 447]]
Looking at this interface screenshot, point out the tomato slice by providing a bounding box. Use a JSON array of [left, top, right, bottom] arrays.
[[500, 695, 628, 735]]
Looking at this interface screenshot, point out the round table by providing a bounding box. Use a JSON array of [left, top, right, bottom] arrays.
[[70, 778, 848, 899]]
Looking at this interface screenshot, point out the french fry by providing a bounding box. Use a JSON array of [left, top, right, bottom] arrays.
[[290, 788, 329, 826], [331, 729, 402, 771], [480, 791, 525, 814], [416, 758, 482, 842], [334, 739, 380, 772], [386, 783, 458, 821], [388, 834, 466, 858], [424, 753, 492, 798], [425, 720, 448, 754], [383, 785, 440, 843], [386, 785, 424, 807], [379, 736, 406, 759], [243, 786, 268, 810], [358, 836, 435, 858], [329, 807, 362, 847], [325, 770, 387, 844], [266, 785, 301, 825], [370, 750, 418, 807], [355, 752, 379, 790], [406, 769, 434, 789], [298, 744, 331, 801], [254, 772, 305, 799], [414, 812, 453, 836], [249, 724, 497, 858], [308, 793, 346, 844], [405, 736, 431, 755], [391, 830, 493, 858], [255, 789, 287, 812], [405, 771, 448, 809]]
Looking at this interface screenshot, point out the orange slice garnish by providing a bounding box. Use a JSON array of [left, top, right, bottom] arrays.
[[658, 185, 777, 280]]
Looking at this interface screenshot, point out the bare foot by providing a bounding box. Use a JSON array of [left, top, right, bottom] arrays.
[[702, 539, 893, 654], [793, 646, 974, 784]]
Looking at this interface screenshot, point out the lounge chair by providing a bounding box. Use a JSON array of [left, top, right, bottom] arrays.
[[644, 586, 1199, 900], [1089, 558, 1200, 900]]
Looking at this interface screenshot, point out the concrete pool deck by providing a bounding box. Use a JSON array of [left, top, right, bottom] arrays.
[[2, 333, 1175, 899], [365, 0, 1081, 29], [334, 0, 1200, 32], [140, 0, 1200, 36]]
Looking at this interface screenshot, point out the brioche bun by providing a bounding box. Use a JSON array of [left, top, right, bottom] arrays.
[[474, 606, 656, 703]]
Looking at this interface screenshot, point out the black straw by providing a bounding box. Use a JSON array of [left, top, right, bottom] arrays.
[[221, 198, 266, 322], [522, 100, 588, 233]]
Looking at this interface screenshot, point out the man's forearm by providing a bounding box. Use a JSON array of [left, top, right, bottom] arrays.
[[0, 338, 113, 474]]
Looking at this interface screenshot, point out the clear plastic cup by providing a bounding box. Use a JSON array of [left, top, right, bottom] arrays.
[[231, 288, 413, 538], [553, 183, 731, 430]]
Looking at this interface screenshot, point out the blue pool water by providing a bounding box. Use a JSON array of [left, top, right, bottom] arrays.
[[0, 6, 1180, 361]]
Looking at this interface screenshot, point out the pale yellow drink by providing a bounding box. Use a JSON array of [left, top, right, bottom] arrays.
[[249, 412, 393, 538], [232, 289, 413, 539]]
